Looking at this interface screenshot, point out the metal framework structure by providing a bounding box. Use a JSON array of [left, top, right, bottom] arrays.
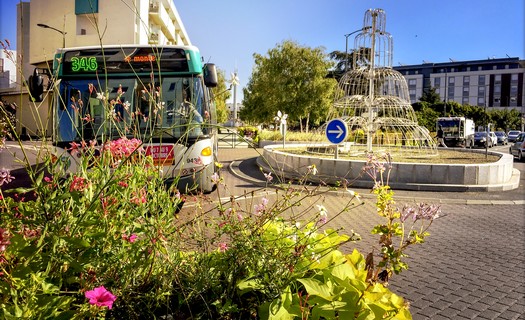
[[332, 9, 437, 155]]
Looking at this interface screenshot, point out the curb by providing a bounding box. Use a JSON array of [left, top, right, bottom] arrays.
[[228, 156, 525, 206]]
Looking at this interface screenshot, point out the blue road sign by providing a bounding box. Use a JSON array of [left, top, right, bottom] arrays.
[[325, 119, 348, 144]]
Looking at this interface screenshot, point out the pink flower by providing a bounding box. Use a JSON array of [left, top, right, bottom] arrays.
[[254, 197, 269, 215], [85, 286, 117, 309], [69, 175, 90, 192], [211, 172, 221, 185], [218, 242, 229, 252], [128, 234, 138, 243], [122, 233, 138, 243]]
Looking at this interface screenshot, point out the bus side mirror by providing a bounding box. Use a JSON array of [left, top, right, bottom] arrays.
[[203, 63, 218, 88], [28, 69, 44, 102]]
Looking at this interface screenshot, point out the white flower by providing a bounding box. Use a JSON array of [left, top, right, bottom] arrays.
[[317, 204, 328, 224], [347, 189, 362, 202]]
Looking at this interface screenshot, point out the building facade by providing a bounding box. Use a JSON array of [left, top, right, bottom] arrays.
[[393, 57, 524, 114], [29, 0, 190, 66], [0, 50, 17, 90]]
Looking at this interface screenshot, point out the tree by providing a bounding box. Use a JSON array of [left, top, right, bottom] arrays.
[[328, 47, 372, 82], [419, 87, 441, 104], [211, 68, 231, 124], [242, 40, 337, 132]]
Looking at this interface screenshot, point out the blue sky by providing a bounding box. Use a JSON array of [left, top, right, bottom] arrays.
[[2, 0, 523, 102]]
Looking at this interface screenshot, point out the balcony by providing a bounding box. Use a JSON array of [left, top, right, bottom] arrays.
[[149, 32, 159, 44], [149, 0, 159, 13]]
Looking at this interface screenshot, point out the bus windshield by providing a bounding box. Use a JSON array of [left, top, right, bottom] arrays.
[[56, 76, 208, 143]]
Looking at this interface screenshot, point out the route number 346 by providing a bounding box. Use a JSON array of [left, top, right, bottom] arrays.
[[71, 56, 98, 72]]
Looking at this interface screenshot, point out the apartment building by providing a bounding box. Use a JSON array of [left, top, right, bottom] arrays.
[[393, 57, 524, 114]]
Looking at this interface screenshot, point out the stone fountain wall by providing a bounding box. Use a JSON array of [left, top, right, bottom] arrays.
[[259, 144, 519, 192]]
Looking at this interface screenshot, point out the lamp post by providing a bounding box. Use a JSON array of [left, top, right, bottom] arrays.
[[37, 23, 66, 48], [344, 27, 370, 74]]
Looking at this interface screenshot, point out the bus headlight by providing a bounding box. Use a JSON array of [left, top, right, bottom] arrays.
[[200, 146, 212, 157]]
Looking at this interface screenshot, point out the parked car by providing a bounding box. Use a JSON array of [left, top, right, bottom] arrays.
[[509, 132, 525, 161], [473, 131, 496, 148], [494, 131, 508, 145], [507, 130, 521, 143]]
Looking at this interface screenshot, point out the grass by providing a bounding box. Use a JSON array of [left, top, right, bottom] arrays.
[[280, 147, 502, 164]]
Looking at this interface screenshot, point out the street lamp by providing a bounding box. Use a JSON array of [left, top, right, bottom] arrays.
[[344, 27, 370, 74], [37, 23, 66, 48]]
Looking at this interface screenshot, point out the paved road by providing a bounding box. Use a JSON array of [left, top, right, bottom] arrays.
[[215, 146, 525, 320]]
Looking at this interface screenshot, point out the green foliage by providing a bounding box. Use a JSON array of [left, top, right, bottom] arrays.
[[1, 140, 185, 319], [241, 40, 337, 132], [258, 129, 326, 142], [0, 140, 437, 319], [414, 102, 440, 132], [419, 87, 441, 104], [211, 68, 231, 124], [0, 100, 17, 144], [413, 97, 522, 133], [237, 126, 260, 143]]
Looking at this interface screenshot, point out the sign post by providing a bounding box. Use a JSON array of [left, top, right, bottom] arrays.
[[325, 119, 348, 159]]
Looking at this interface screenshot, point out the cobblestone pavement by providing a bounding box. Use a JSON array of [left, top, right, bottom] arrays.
[[388, 203, 525, 320], [216, 147, 525, 320]]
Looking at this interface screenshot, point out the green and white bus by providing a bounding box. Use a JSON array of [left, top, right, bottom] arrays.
[[32, 45, 219, 193]]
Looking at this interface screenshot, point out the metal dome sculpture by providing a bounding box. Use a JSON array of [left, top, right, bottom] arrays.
[[333, 8, 437, 155]]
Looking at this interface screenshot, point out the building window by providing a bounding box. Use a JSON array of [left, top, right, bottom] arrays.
[[478, 75, 485, 86], [463, 76, 470, 85], [408, 79, 416, 86], [511, 74, 518, 81], [462, 97, 469, 105], [75, 0, 98, 15], [478, 97, 485, 106], [495, 74, 501, 83], [434, 77, 441, 87], [478, 86, 485, 96]]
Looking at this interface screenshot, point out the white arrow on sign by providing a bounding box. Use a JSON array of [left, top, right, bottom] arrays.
[[328, 125, 344, 139]]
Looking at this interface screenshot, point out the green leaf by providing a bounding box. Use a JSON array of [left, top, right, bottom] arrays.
[[237, 278, 263, 294], [298, 278, 334, 301], [41, 281, 60, 294], [62, 236, 90, 248]]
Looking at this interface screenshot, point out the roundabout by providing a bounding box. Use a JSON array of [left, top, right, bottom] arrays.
[[257, 144, 520, 192]]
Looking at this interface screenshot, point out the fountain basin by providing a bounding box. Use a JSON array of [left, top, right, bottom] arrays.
[[258, 144, 520, 192]]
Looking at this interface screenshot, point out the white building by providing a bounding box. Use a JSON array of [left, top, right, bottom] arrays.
[[0, 50, 17, 90]]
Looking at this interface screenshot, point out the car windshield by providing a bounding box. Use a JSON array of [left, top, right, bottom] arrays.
[[509, 131, 520, 135], [495, 132, 505, 136], [474, 132, 487, 137]]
